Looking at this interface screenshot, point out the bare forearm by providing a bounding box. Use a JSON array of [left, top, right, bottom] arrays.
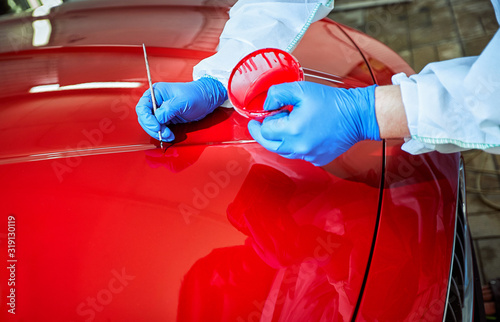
[[375, 85, 410, 139]]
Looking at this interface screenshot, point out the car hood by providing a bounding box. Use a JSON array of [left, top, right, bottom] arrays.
[[0, 1, 383, 321]]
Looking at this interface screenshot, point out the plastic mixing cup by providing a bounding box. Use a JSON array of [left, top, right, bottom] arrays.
[[228, 48, 304, 120]]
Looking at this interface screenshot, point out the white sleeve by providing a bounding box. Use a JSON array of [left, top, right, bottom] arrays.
[[392, 25, 500, 155], [192, 0, 334, 91]]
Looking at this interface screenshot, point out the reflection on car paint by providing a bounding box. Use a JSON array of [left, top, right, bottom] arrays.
[[142, 142, 383, 321]]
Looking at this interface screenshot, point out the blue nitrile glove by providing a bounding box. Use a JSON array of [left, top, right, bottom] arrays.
[[136, 77, 228, 141], [247, 82, 380, 166]]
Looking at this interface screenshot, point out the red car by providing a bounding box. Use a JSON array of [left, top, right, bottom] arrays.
[[0, 0, 483, 321]]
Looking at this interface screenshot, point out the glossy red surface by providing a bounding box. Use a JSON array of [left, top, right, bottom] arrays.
[[338, 25, 461, 320], [0, 1, 459, 321], [0, 141, 384, 321], [358, 142, 459, 320], [338, 25, 415, 85]]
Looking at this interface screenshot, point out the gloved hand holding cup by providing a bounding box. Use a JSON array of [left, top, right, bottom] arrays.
[[247, 82, 381, 166]]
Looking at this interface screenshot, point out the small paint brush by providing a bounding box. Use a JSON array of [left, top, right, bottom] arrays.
[[142, 43, 163, 148]]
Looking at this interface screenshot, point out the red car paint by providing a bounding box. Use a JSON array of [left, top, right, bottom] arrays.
[[359, 142, 459, 321], [0, 1, 458, 321]]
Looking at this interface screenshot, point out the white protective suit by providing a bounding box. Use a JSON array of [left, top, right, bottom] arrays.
[[193, 0, 334, 89], [394, 1, 500, 154], [193, 0, 500, 155]]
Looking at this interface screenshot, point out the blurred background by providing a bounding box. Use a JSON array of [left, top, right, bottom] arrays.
[[329, 0, 500, 286]]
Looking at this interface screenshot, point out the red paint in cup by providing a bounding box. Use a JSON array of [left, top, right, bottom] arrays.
[[228, 48, 303, 120]]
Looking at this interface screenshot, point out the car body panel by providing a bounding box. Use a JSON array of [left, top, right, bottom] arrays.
[[339, 25, 461, 321], [0, 1, 459, 321], [1, 140, 383, 321], [338, 25, 415, 85], [358, 142, 459, 321]]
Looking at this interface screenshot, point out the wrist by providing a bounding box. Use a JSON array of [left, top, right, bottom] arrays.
[[195, 77, 228, 109], [374, 85, 410, 139], [351, 85, 380, 141]]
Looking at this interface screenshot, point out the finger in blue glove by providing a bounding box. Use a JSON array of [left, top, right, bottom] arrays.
[[136, 90, 175, 141]]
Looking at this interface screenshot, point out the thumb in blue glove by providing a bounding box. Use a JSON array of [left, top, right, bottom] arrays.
[[136, 77, 228, 141], [247, 81, 380, 166]]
